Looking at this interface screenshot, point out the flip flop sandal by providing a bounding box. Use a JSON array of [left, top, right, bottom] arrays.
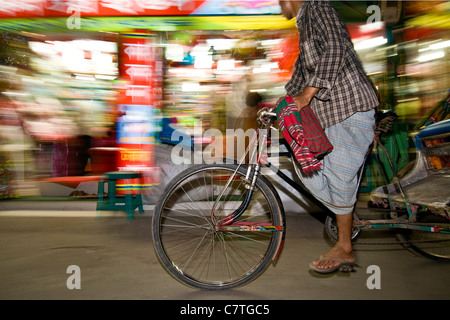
[[309, 256, 357, 274]]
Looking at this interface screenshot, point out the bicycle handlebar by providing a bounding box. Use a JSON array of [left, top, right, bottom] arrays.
[[257, 107, 277, 129]]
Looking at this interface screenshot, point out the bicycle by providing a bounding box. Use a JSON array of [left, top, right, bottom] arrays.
[[152, 105, 450, 290]]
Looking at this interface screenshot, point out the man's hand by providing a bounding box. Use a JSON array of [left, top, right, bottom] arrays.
[[292, 87, 319, 111]]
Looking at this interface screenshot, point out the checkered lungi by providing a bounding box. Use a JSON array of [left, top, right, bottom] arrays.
[[296, 109, 375, 215], [275, 96, 333, 175]]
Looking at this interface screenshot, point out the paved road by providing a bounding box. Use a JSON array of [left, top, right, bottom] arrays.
[[0, 208, 449, 301]]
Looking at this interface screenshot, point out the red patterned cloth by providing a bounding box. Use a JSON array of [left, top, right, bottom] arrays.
[[274, 96, 333, 175]]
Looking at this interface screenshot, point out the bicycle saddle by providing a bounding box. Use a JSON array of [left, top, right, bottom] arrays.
[[375, 111, 398, 134]]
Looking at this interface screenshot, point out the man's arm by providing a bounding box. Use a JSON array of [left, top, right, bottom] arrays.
[[292, 86, 319, 111]]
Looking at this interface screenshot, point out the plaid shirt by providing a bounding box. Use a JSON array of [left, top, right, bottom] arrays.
[[285, 0, 379, 128]]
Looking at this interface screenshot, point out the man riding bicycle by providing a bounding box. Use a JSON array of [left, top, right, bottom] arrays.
[[279, 0, 379, 273]]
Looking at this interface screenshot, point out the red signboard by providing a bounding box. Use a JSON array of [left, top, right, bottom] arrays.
[[0, 0, 207, 18], [115, 31, 162, 194]]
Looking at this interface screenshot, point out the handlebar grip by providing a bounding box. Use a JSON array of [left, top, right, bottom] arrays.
[[261, 111, 277, 118]]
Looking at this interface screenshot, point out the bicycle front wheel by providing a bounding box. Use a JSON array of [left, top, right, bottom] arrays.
[[152, 163, 285, 290]]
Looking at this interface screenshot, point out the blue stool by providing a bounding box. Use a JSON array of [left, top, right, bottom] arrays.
[[96, 171, 144, 220]]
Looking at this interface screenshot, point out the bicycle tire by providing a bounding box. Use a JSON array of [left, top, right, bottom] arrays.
[[324, 214, 360, 243], [396, 213, 450, 261], [152, 163, 285, 290]]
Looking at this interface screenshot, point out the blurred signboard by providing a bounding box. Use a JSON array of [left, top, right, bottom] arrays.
[[0, 0, 281, 18], [115, 32, 162, 192], [116, 104, 157, 145]]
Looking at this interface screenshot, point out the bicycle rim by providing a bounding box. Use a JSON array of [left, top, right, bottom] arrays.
[[152, 164, 284, 290], [397, 213, 450, 261]]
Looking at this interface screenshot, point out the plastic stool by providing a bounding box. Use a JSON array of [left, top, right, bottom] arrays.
[[96, 171, 144, 220]]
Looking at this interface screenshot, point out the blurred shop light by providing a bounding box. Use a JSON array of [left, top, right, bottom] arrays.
[[31, 40, 117, 75], [260, 39, 281, 47], [417, 51, 445, 62], [194, 53, 213, 69], [250, 88, 267, 93], [253, 62, 278, 74], [95, 74, 116, 80], [418, 40, 450, 52], [92, 52, 116, 75], [359, 21, 384, 33], [191, 44, 213, 69], [21, 31, 45, 38], [217, 59, 235, 70], [194, 57, 213, 69], [181, 82, 201, 92], [71, 40, 118, 53], [165, 44, 184, 62], [429, 40, 450, 50], [168, 67, 210, 78], [206, 38, 238, 51], [74, 74, 96, 81], [2, 91, 29, 98], [354, 36, 387, 51], [29, 41, 54, 56], [21, 76, 44, 85], [62, 46, 87, 71]]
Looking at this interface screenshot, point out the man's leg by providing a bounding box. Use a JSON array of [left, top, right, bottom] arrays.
[[311, 212, 355, 271], [297, 110, 374, 272]]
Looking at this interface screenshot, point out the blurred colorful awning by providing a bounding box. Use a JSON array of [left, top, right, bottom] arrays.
[[0, 15, 295, 33]]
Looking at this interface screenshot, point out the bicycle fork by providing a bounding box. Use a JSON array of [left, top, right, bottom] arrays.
[[211, 127, 263, 227], [212, 123, 282, 233]]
